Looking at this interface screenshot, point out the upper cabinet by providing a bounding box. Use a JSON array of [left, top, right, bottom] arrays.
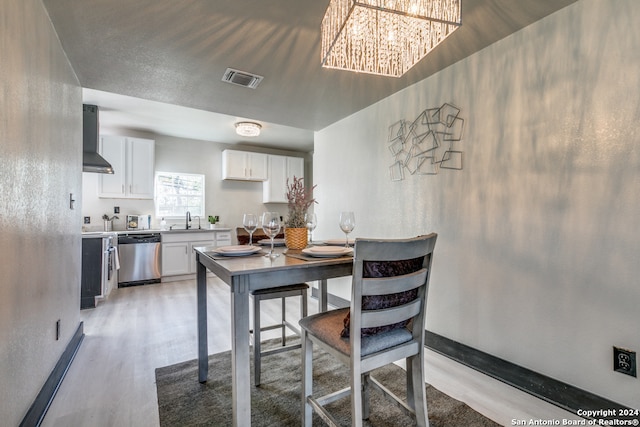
[[222, 150, 268, 181], [263, 155, 304, 203], [99, 136, 155, 199]]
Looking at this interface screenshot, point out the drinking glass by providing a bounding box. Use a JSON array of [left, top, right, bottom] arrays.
[[262, 212, 281, 258], [339, 211, 355, 248], [242, 213, 258, 245], [305, 212, 317, 244]]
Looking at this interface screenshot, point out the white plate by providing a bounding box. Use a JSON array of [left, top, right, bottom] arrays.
[[258, 238, 285, 246], [302, 246, 353, 258], [324, 238, 355, 246], [215, 245, 261, 256]]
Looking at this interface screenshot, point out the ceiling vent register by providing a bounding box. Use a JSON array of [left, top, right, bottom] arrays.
[[222, 68, 264, 89]]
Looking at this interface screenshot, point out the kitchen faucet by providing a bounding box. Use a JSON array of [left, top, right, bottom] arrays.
[[193, 215, 201, 229], [186, 211, 191, 230]]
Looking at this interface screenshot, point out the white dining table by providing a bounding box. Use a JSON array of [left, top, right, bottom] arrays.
[[193, 245, 353, 427]]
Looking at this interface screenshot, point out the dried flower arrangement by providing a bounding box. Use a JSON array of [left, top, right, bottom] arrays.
[[285, 176, 317, 228]]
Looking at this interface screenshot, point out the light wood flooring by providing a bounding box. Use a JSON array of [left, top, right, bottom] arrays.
[[41, 276, 581, 427]]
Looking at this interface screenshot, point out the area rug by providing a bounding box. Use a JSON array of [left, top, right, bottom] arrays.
[[156, 340, 500, 426]]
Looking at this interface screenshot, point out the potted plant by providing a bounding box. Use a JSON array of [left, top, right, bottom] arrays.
[[284, 176, 316, 249], [208, 215, 219, 229]]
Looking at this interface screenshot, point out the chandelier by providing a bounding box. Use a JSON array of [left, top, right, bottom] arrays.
[[321, 0, 462, 77], [235, 122, 262, 137]]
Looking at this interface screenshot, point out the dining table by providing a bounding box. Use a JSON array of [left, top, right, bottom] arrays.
[[193, 244, 354, 427]]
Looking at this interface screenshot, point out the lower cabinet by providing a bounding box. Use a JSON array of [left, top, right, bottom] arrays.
[[161, 230, 231, 279], [161, 242, 194, 276]]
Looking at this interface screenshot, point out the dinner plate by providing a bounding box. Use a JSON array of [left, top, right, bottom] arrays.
[[324, 238, 355, 246], [258, 238, 286, 246], [215, 245, 262, 256], [302, 246, 353, 258]]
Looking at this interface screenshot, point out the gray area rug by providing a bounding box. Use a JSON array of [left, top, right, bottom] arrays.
[[156, 341, 500, 426]]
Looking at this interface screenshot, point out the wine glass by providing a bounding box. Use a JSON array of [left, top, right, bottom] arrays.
[[262, 212, 281, 258], [305, 212, 317, 244], [339, 211, 355, 248], [242, 213, 258, 245]]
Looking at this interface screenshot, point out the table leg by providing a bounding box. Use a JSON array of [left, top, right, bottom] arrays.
[[231, 276, 251, 426], [318, 279, 328, 312], [196, 257, 208, 383]]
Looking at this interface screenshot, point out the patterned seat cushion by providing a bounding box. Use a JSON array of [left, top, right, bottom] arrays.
[[341, 256, 424, 338]]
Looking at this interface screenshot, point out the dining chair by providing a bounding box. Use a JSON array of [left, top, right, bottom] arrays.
[[251, 283, 308, 386], [299, 234, 437, 426], [235, 228, 309, 386], [236, 227, 284, 245]]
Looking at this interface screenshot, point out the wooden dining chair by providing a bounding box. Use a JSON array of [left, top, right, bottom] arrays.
[[251, 283, 308, 386], [235, 228, 309, 386], [235, 227, 284, 245], [299, 234, 437, 426]]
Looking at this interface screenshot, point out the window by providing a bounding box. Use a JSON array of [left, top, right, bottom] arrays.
[[155, 172, 205, 218]]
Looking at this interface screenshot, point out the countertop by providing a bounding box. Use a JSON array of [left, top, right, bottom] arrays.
[[82, 228, 231, 238]]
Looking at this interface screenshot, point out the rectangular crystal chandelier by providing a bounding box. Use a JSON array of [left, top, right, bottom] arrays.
[[321, 0, 462, 77]]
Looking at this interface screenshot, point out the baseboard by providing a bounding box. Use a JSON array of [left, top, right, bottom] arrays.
[[311, 289, 632, 417], [20, 322, 84, 427], [425, 331, 633, 418]]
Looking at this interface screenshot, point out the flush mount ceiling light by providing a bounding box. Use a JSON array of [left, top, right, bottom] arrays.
[[235, 122, 262, 137], [321, 0, 462, 78]]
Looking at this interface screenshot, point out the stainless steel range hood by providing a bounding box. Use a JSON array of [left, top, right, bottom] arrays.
[[83, 104, 114, 174]]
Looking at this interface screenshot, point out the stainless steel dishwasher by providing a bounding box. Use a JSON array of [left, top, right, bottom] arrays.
[[117, 232, 162, 287]]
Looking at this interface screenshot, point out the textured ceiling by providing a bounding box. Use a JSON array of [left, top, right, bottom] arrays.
[[43, 0, 578, 150]]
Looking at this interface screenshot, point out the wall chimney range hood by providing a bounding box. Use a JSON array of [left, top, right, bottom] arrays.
[[83, 104, 114, 174]]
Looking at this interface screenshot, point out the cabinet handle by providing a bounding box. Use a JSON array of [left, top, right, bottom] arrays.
[[249, 168, 252, 176], [129, 185, 132, 193], [122, 184, 124, 193]]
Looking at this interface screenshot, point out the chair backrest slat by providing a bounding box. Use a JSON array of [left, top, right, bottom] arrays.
[[361, 299, 421, 329], [361, 269, 427, 296]]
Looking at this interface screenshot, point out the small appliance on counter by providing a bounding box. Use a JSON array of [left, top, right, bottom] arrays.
[[126, 214, 151, 230]]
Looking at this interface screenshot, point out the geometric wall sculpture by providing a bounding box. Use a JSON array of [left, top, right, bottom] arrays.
[[388, 103, 464, 180]]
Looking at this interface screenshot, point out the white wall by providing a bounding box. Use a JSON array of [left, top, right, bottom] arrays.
[[82, 133, 311, 239], [314, 0, 640, 407], [0, 0, 83, 424]]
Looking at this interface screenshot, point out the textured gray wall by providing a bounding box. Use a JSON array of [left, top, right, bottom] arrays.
[[0, 0, 82, 424], [314, 0, 640, 408]]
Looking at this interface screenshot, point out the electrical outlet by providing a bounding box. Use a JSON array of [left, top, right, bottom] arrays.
[[114, 206, 120, 214], [613, 346, 637, 377], [84, 216, 91, 224]]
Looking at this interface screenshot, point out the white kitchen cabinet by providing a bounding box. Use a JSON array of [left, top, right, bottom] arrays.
[[222, 150, 268, 181], [162, 230, 232, 278], [263, 155, 304, 203], [211, 230, 232, 247], [161, 242, 191, 276], [99, 136, 155, 199]]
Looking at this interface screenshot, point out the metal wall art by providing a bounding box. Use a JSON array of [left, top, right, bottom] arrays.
[[388, 103, 464, 181]]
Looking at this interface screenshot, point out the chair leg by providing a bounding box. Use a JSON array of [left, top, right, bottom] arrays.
[[406, 357, 415, 411], [408, 354, 429, 427], [350, 372, 363, 427], [362, 373, 370, 420], [301, 289, 308, 318], [253, 296, 262, 387], [281, 297, 286, 345], [302, 332, 313, 427]]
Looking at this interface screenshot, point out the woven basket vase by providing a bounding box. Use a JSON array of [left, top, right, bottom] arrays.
[[284, 228, 308, 249]]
